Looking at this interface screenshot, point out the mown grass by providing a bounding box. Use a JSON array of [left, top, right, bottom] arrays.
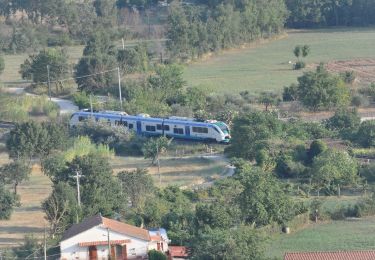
[[266, 217, 375, 259], [184, 27, 375, 94]]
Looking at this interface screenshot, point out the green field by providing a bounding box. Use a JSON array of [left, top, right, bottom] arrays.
[[266, 217, 375, 259], [184, 28, 375, 94]]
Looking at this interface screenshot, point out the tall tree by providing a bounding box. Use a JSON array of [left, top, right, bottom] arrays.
[[0, 185, 19, 220], [0, 160, 31, 194]]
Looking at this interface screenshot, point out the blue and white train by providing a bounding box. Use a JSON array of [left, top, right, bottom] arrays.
[[70, 110, 231, 143]]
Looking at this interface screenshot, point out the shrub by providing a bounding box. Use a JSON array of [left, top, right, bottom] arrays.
[[148, 250, 167, 260], [360, 163, 375, 182], [351, 95, 369, 107], [294, 61, 306, 70], [340, 71, 356, 84]]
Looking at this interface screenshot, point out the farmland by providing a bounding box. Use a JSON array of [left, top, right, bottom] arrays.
[[184, 28, 375, 94], [266, 217, 375, 259]]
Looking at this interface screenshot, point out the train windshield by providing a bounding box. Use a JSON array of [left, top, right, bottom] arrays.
[[214, 122, 229, 133]]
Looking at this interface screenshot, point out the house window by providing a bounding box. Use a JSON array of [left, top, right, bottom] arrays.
[[146, 125, 156, 132], [192, 127, 209, 134], [128, 123, 134, 129], [173, 128, 184, 135]]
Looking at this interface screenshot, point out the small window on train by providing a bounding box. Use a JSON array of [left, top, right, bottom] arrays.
[[129, 124, 134, 129], [78, 116, 85, 121], [146, 125, 156, 132], [173, 128, 184, 135], [192, 127, 208, 134], [164, 125, 170, 131], [157, 124, 162, 130]]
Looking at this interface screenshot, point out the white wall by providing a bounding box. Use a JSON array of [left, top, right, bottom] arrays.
[[60, 226, 149, 260]]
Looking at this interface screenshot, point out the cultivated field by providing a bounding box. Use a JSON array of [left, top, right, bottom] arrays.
[[184, 28, 375, 94], [266, 217, 375, 259]]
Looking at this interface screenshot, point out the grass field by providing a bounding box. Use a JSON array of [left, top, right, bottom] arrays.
[[266, 217, 375, 259], [184, 27, 375, 94]]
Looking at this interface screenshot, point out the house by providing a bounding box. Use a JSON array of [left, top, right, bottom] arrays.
[[284, 251, 375, 260], [60, 214, 168, 260]]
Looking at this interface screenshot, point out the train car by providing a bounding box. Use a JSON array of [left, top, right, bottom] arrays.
[[70, 110, 231, 143]]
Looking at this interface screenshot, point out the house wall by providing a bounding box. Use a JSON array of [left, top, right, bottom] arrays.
[[60, 226, 149, 260]]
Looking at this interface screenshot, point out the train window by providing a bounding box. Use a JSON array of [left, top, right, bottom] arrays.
[[129, 124, 134, 129], [164, 125, 170, 131], [78, 116, 85, 121], [157, 124, 162, 130], [146, 125, 156, 132], [192, 127, 209, 134], [173, 128, 184, 135], [107, 119, 111, 125], [115, 120, 128, 127]]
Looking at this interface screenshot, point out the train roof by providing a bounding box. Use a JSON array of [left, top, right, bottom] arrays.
[[73, 110, 228, 126]]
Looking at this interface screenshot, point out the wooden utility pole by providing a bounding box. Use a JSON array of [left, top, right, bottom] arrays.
[[71, 170, 84, 223], [47, 65, 51, 101], [117, 67, 123, 110], [44, 223, 47, 260]]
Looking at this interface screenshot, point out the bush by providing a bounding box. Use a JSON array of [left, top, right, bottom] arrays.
[[340, 71, 356, 84], [351, 95, 369, 107], [360, 163, 375, 182], [0, 55, 4, 75], [294, 61, 306, 70], [148, 250, 167, 260]]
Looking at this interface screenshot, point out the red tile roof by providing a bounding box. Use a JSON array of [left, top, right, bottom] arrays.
[[169, 246, 189, 258], [285, 251, 375, 260], [62, 214, 151, 242]]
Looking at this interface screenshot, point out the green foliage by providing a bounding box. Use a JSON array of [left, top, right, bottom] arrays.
[[325, 109, 361, 139], [195, 202, 234, 229], [258, 92, 279, 111], [142, 136, 170, 164], [13, 235, 42, 259], [226, 111, 282, 160], [117, 44, 149, 74], [0, 160, 31, 194], [355, 120, 375, 148], [0, 55, 4, 75], [234, 165, 295, 226], [340, 71, 356, 84], [0, 185, 19, 220], [293, 61, 306, 70], [283, 83, 299, 101], [307, 140, 327, 164], [148, 249, 167, 260], [75, 30, 117, 92], [6, 121, 51, 159], [191, 226, 266, 260], [295, 64, 350, 110], [20, 48, 69, 86], [118, 168, 154, 208], [42, 182, 79, 237], [311, 149, 359, 194], [293, 46, 301, 58]]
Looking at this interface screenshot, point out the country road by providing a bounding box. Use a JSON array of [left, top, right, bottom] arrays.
[[3, 87, 78, 114]]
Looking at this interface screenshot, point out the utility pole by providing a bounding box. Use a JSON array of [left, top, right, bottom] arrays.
[[107, 228, 111, 260], [121, 38, 125, 50], [117, 67, 123, 111], [157, 143, 161, 186], [90, 93, 93, 116], [70, 170, 84, 223], [47, 65, 51, 101], [44, 223, 47, 260]]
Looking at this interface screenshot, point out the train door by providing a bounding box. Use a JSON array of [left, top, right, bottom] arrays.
[[136, 121, 142, 134], [185, 125, 190, 137]]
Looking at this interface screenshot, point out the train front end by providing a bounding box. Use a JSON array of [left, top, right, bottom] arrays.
[[214, 121, 231, 143]]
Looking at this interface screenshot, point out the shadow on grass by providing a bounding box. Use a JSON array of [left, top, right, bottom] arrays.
[[0, 226, 44, 233]]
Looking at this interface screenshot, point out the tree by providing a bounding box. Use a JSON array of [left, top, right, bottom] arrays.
[[306, 139, 327, 164], [226, 111, 282, 160], [293, 45, 301, 59], [20, 48, 69, 87], [117, 45, 149, 74], [302, 45, 310, 57], [191, 226, 266, 260], [0, 55, 4, 75], [355, 120, 375, 148], [118, 169, 155, 208], [0, 160, 31, 194], [6, 122, 51, 160], [142, 137, 170, 165], [258, 92, 279, 111], [75, 30, 117, 92], [296, 64, 350, 110], [0, 185, 19, 220], [311, 149, 359, 194], [325, 108, 361, 139], [234, 165, 295, 226], [42, 182, 79, 238], [66, 154, 123, 218], [195, 202, 234, 229]]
